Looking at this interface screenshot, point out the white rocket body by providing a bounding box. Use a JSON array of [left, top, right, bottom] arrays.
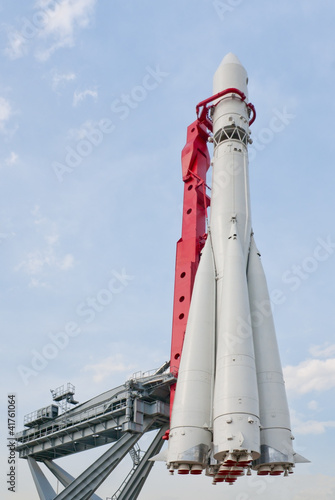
[[167, 238, 216, 474], [166, 54, 305, 479]]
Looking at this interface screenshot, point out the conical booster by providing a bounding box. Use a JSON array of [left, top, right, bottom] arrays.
[[167, 236, 216, 474]]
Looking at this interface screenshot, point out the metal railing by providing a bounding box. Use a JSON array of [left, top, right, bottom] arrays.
[[18, 398, 127, 444]]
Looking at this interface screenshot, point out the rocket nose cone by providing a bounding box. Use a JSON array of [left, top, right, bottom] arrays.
[[221, 52, 243, 66], [213, 52, 248, 97]]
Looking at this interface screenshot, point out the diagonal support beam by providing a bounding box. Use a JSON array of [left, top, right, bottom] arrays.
[[28, 457, 56, 500], [43, 460, 102, 500], [53, 419, 156, 500], [117, 424, 169, 500]]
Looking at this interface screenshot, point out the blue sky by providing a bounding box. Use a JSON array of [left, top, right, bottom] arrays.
[[1, 0, 335, 498]]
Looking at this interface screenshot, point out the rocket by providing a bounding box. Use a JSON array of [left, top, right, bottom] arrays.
[[165, 54, 308, 483]]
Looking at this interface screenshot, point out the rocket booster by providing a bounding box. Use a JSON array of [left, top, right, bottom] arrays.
[[165, 54, 308, 482]]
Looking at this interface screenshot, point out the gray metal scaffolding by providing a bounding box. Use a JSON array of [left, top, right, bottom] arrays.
[[16, 364, 173, 500]]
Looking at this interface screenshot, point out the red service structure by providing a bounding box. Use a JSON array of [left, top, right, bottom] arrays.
[[161, 53, 308, 485]]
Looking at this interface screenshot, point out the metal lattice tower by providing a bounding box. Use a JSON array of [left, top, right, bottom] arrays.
[[16, 364, 173, 500]]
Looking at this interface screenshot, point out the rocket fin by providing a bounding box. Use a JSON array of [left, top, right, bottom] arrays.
[[149, 449, 168, 462], [293, 452, 310, 464]]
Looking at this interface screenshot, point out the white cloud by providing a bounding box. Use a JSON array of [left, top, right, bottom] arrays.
[[309, 342, 335, 358], [291, 477, 335, 500], [51, 71, 76, 91], [83, 354, 137, 383], [5, 152, 19, 166], [58, 253, 74, 270], [291, 409, 335, 435], [29, 277, 48, 288], [3, 29, 27, 59], [34, 0, 97, 61], [0, 97, 12, 131], [142, 472, 335, 500], [45, 233, 60, 245], [284, 358, 335, 394], [67, 119, 100, 140], [73, 88, 98, 106], [308, 400, 319, 410], [297, 420, 335, 435], [31, 205, 47, 225], [0, 232, 15, 244], [16, 206, 75, 283], [4, 0, 97, 61], [15, 248, 75, 282], [16, 250, 48, 275]]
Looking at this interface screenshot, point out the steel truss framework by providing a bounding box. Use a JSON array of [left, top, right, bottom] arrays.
[[16, 366, 173, 500]]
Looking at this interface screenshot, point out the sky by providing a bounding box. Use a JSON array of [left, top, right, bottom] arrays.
[[0, 0, 335, 498]]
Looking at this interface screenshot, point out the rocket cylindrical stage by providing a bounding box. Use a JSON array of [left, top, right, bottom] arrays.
[[210, 54, 259, 462], [212, 222, 260, 462], [210, 53, 251, 267], [166, 53, 306, 481]]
